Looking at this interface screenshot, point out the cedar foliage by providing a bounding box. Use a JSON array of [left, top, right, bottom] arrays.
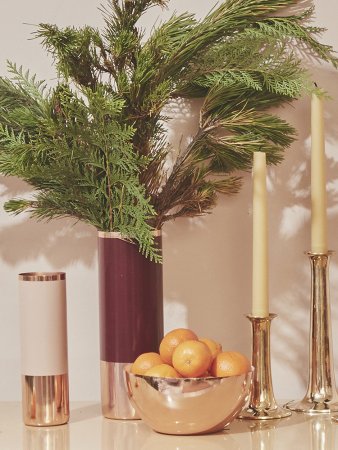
[[0, 0, 336, 259]]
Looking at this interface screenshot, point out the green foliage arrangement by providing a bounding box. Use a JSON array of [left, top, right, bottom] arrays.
[[0, 0, 336, 260]]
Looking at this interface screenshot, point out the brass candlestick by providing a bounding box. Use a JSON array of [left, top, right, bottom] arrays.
[[239, 314, 291, 420], [286, 252, 338, 414]]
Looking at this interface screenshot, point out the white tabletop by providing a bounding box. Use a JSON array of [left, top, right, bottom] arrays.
[[1, 402, 338, 450]]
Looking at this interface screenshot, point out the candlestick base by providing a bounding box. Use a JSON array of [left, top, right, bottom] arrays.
[[285, 398, 338, 415], [239, 404, 291, 421], [285, 252, 338, 415], [238, 314, 291, 421]]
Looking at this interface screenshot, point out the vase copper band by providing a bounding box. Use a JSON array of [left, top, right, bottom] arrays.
[[22, 374, 69, 426], [19, 272, 66, 282], [100, 361, 139, 420]]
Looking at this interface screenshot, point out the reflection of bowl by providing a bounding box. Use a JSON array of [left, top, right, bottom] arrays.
[[125, 366, 252, 435]]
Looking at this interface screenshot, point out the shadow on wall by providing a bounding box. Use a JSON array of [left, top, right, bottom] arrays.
[[0, 176, 97, 268]]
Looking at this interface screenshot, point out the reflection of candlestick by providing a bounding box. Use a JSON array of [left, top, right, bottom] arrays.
[[311, 93, 328, 254], [252, 152, 269, 317], [310, 416, 336, 450], [250, 423, 276, 450]]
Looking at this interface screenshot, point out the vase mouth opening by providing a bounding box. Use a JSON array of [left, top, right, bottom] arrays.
[[18, 272, 66, 281], [98, 230, 162, 239]]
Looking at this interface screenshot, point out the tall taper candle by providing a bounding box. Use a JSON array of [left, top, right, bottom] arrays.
[[252, 152, 269, 317], [311, 92, 328, 253]]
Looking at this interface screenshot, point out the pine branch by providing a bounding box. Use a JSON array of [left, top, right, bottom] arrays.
[[0, 0, 337, 256]]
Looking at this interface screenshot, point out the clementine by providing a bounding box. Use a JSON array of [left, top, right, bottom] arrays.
[[159, 328, 198, 365], [131, 352, 163, 375], [210, 351, 251, 377], [172, 339, 212, 378], [199, 338, 222, 361], [144, 364, 181, 378]]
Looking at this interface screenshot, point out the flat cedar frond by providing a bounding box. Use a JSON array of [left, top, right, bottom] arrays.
[[0, 0, 337, 256]]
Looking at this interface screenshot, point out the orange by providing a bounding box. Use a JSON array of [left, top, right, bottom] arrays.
[[131, 352, 163, 375], [210, 351, 251, 377], [159, 328, 198, 365], [199, 338, 222, 361], [172, 340, 212, 378], [144, 364, 181, 378]]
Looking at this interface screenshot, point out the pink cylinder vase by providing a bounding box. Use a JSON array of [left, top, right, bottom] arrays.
[[98, 231, 163, 419], [19, 272, 69, 426]]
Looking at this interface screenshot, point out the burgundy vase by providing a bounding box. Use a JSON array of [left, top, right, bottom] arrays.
[[98, 230, 163, 419]]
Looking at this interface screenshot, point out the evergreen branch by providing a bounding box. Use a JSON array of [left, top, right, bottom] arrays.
[[0, 0, 337, 257], [35, 24, 104, 87], [257, 16, 338, 67]]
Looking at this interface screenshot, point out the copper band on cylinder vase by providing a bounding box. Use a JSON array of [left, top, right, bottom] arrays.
[[98, 231, 164, 419], [286, 251, 338, 414]]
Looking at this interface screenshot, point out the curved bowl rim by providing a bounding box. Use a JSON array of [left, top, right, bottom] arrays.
[[125, 364, 253, 382]]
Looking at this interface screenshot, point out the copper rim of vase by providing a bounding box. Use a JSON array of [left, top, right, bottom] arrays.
[[98, 230, 162, 239], [18, 272, 66, 282]]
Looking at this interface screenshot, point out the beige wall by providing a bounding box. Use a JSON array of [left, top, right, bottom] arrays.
[[0, 0, 337, 401]]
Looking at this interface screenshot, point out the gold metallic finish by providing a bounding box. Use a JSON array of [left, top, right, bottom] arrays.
[[18, 273, 66, 282], [98, 230, 162, 239], [125, 366, 252, 435], [239, 314, 291, 420], [22, 374, 69, 426], [100, 361, 139, 420], [286, 251, 338, 414]]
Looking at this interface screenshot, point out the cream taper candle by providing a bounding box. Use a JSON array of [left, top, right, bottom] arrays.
[[311, 92, 328, 253], [252, 152, 269, 317]]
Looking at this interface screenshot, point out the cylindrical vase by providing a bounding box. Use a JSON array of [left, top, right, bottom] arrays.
[[19, 272, 69, 426], [98, 231, 164, 419]]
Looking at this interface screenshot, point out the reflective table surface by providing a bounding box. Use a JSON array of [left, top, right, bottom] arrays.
[[1, 402, 338, 450]]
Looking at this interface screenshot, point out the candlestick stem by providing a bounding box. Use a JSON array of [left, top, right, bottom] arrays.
[[286, 252, 338, 414], [239, 314, 291, 420]]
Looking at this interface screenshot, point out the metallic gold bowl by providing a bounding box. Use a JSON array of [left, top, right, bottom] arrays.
[[125, 367, 252, 435]]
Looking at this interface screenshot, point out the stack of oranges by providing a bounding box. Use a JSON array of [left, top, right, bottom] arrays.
[[131, 328, 250, 378]]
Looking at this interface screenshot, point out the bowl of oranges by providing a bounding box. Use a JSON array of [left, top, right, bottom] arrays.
[[125, 328, 252, 435]]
